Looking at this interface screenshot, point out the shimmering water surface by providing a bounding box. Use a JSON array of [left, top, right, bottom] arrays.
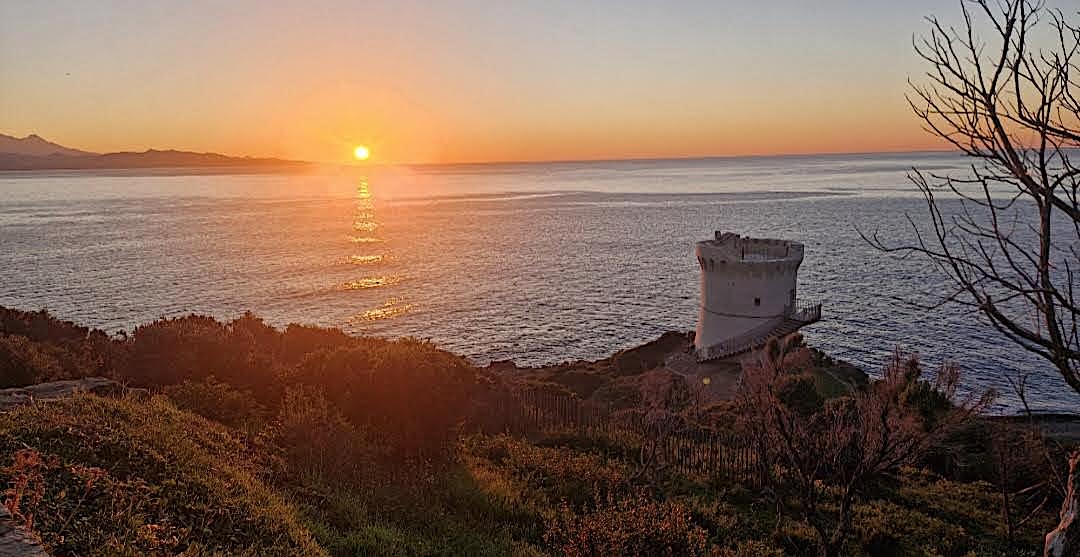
[[2, 152, 1077, 413]]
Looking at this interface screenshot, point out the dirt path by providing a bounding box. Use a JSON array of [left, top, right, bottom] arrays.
[[663, 347, 744, 400]]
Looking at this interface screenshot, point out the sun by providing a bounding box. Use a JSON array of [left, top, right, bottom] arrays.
[[353, 145, 370, 161]]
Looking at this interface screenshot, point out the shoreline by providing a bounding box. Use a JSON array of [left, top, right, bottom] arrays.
[[484, 330, 866, 408], [485, 330, 1080, 435]]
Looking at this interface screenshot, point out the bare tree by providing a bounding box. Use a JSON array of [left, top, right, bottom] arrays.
[[864, 0, 1080, 393], [991, 421, 1054, 547], [860, 2, 1080, 551], [737, 337, 992, 557]]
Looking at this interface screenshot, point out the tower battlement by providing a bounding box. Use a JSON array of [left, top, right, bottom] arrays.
[[696, 232, 804, 269]]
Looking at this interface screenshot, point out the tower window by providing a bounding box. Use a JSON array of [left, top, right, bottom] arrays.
[[754, 297, 761, 306]]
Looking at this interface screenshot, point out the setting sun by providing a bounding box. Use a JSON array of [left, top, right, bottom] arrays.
[[353, 145, 370, 161]]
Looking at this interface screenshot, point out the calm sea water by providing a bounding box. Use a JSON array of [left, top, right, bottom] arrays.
[[1, 152, 1077, 413]]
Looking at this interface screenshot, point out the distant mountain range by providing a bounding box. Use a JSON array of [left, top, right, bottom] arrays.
[[0, 133, 309, 171], [0, 133, 94, 157]]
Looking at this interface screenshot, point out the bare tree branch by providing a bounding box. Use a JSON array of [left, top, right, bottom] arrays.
[[866, 0, 1080, 396]]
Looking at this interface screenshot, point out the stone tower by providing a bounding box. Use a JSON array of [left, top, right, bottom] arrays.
[[694, 232, 821, 361]]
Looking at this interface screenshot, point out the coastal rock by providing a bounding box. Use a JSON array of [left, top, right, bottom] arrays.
[[0, 506, 48, 557], [611, 331, 690, 376], [0, 391, 32, 412], [0, 377, 123, 411], [1046, 451, 1080, 557], [483, 359, 520, 373], [125, 387, 151, 402]]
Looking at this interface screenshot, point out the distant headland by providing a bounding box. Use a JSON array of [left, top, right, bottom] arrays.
[[0, 133, 311, 171]]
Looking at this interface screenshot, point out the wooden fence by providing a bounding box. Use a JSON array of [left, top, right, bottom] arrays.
[[467, 387, 761, 485]]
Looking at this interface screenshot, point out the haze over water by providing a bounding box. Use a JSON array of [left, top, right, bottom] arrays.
[[2, 151, 1076, 413]]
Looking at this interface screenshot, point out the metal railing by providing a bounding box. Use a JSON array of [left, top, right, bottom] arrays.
[[696, 301, 822, 362], [791, 302, 822, 322], [697, 318, 784, 361]]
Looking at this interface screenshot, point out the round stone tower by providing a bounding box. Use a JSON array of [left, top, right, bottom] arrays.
[[694, 232, 813, 360]]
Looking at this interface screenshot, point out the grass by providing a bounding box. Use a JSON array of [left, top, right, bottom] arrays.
[[0, 396, 530, 557], [0, 392, 1060, 556], [0, 394, 324, 557], [296, 469, 534, 557]]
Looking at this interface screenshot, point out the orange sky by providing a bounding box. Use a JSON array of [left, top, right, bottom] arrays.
[[0, 1, 962, 165]]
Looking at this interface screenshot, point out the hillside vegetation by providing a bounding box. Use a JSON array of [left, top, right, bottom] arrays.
[[0, 395, 323, 556], [0, 307, 1069, 556]]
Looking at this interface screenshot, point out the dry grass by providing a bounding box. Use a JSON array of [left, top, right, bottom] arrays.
[[0, 394, 325, 557]]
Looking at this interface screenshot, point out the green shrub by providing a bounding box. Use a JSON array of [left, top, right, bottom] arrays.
[[163, 377, 268, 429], [0, 308, 89, 343], [293, 339, 476, 462], [0, 333, 63, 387], [847, 499, 970, 556], [772, 520, 819, 556], [468, 435, 629, 512], [127, 315, 241, 386], [775, 373, 824, 416], [273, 385, 374, 486], [720, 540, 785, 557], [0, 306, 1056, 556], [281, 323, 352, 365], [543, 493, 712, 556], [893, 467, 1055, 550]]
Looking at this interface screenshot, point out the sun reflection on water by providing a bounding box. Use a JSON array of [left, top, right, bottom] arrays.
[[342, 276, 401, 290], [352, 297, 413, 321], [348, 254, 384, 265], [350, 177, 380, 255], [346, 177, 411, 321]]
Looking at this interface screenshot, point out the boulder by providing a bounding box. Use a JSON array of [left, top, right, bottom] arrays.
[[612, 331, 690, 376], [24, 377, 122, 400], [0, 506, 49, 557], [0, 390, 32, 412], [0, 377, 123, 411]]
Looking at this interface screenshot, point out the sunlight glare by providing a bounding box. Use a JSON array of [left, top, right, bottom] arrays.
[[353, 145, 371, 161]]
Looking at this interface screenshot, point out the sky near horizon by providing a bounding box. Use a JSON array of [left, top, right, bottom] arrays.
[[0, 0, 1039, 164]]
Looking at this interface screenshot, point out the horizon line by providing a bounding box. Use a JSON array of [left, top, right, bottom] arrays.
[[373, 146, 963, 168], [3, 131, 960, 168]]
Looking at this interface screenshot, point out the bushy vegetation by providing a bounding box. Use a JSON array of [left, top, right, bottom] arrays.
[[543, 494, 710, 556], [0, 308, 476, 463], [163, 377, 268, 430], [736, 337, 997, 556], [0, 307, 1069, 555]]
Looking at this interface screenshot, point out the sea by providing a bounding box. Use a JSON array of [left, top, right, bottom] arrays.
[[1, 151, 1077, 414]]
